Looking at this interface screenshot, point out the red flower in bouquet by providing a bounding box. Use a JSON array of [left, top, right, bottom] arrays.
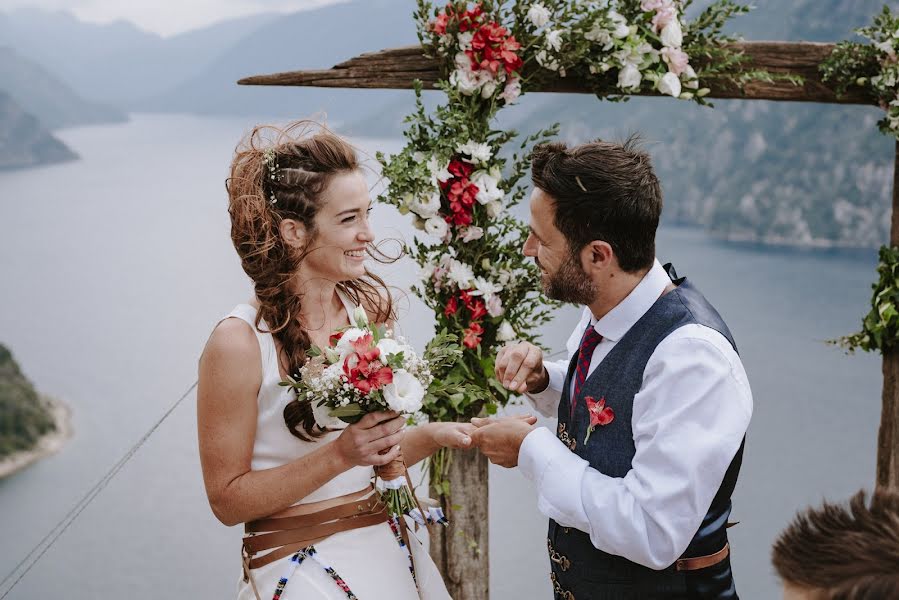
[[341, 333, 393, 394], [329, 331, 344, 347], [346, 361, 394, 395], [350, 333, 380, 363], [583, 396, 615, 444], [462, 321, 484, 349]]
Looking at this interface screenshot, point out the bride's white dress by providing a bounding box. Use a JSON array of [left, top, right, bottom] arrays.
[[225, 295, 450, 600]]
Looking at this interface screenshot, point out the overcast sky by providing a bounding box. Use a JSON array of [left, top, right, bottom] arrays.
[[3, 0, 347, 37]]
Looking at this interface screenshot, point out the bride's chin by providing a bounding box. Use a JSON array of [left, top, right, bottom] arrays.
[[342, 263, 367, 278]]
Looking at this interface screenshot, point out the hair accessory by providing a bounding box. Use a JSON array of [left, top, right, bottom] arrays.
[[575, 176, 588, 193], [262, 148, 282, 205]]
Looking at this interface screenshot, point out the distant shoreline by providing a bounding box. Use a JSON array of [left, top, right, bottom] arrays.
[[0, 396, 72, 479]]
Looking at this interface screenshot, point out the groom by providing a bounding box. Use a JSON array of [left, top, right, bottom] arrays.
[[470, 137, 752, 598]]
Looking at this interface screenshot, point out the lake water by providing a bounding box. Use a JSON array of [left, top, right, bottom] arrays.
[[0, 114, 885, 599]]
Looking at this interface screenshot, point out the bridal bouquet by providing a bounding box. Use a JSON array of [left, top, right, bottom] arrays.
[[281, 305, 447, 525]]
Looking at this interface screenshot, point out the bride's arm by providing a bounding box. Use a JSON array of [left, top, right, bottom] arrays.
[[197, 318, 403, 526], [401, 422, 476, 466]]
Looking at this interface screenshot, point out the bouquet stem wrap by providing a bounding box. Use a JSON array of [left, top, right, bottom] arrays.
[[375, 449, 448, 527]]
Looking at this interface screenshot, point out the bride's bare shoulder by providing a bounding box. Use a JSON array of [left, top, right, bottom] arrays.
[[201, 317, 259, 368]]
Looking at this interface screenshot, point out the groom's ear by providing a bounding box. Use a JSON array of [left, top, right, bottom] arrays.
[[583, 240, 614, 272]]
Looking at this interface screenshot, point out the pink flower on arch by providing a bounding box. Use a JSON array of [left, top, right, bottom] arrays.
[[661, 47, 689, 76]]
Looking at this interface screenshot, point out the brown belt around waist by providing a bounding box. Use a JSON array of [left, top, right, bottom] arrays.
[[675, 542, 730, 571], [242, 485, 388, 571]]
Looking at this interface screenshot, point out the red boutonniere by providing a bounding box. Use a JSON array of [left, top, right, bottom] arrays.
[[584, 396, 614, 444]]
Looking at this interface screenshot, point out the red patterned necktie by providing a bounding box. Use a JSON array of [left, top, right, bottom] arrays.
[[571, 324, 603, 416]]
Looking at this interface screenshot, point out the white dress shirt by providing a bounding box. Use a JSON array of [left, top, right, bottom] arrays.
[[519, 259, 752, 570]]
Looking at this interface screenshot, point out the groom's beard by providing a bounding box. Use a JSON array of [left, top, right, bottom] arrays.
[[543, 252, 598, 305]]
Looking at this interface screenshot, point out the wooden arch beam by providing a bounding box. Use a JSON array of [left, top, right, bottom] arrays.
[[239, 42, 876, 105]]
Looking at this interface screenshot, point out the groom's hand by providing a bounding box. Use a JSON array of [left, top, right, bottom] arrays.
[[468, 415, 538, 468], [495, 342, 549, 394]]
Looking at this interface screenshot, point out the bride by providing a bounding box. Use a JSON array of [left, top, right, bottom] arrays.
[[197, 121, 472, 599]]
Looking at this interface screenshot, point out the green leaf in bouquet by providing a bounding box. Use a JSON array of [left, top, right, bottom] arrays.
[[386, 352, 406, 370], [329, 404, 365, 418], [306, 345, 323, 358]]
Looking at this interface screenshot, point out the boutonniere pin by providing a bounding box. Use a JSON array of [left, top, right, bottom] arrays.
[[584, 396, 614, 444]]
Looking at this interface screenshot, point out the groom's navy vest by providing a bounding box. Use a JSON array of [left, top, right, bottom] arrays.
[[548, 265, 744, 600]]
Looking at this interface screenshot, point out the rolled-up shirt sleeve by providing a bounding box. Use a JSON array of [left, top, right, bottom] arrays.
[[518, 326, 752, 569], [524, 358, 568, 417], [524, 308, 590, 417]]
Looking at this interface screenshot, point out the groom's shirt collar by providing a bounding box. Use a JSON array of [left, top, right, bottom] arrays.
[[590, 259, 670, 343]]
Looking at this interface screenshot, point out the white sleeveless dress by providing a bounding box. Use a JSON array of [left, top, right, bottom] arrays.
[[224, 296, 450, 600]]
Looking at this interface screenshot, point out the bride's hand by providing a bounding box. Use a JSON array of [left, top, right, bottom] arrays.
[[333, 411, 405, 469], [429, 422, 476, 449]]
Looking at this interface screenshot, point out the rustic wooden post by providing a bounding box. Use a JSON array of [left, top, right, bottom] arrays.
[[428, 449, 490, 600], [880, 141, 899, 492]]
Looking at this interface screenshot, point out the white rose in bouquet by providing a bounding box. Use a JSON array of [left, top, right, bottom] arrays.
[[382, 369, 425, 413], [376, 337, 405, 360]]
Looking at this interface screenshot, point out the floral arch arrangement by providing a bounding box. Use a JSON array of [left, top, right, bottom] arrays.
[[378, 0, 771, 432]]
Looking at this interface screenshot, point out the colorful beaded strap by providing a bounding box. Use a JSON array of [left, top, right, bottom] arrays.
[[272, 545, 359, 600], [271, 520, 421, 600]]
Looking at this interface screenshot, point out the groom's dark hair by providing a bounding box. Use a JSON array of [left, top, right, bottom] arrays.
[[530, 135, 661, 273]]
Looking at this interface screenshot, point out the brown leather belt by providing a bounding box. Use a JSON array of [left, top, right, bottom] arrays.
[[675, 542, 730, 571], [242, 485, 387, 571]]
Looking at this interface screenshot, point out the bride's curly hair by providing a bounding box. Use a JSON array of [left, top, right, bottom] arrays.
[[226, 120, 396, 440]]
